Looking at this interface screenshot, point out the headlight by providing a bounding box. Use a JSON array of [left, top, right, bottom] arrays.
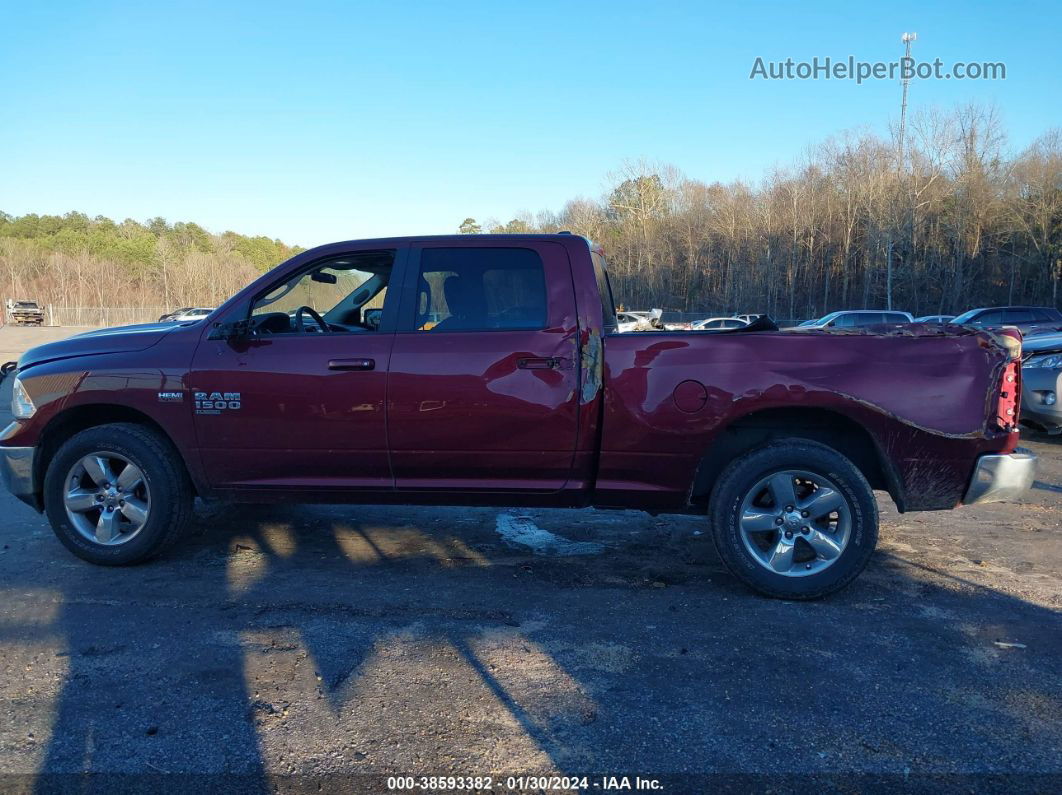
[[11, 377, 35, 419], [1024, 353, 1062, 369]]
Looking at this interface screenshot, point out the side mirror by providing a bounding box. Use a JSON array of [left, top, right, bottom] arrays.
[[209, 318, 252, 340]]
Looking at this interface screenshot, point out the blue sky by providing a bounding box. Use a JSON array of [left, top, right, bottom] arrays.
[[2, 0, 1059, 247]]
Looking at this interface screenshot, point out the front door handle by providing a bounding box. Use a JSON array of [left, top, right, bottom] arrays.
[[517, 356, 562, 370], [328, 358, 375, 371]]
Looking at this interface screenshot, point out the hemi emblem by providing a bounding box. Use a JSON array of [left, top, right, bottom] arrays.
[[157, 391, 184, 403]]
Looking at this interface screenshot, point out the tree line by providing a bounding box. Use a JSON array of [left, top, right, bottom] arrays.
[[3, 102, 1059, 326], [0, 211, 302, 323], [463, 104, 1062, 321]]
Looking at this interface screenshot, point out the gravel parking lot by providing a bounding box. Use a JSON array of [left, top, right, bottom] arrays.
[[0, 327, 1059, 790]]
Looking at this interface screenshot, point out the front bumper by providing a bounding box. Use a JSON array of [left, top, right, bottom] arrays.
[[0, 445, 37, 509], [962, 450, 1037, 505]]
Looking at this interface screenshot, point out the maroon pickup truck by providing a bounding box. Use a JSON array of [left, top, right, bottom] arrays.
[[0, 235, 1037, 598]]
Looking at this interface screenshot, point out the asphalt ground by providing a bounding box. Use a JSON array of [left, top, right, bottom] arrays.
[[0, 326, 1058, 793]]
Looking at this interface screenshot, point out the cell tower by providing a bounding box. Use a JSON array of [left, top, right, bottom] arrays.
[[898, 32, 917, 169]]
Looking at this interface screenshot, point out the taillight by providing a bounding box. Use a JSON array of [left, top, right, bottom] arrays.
[[995, 360, 1020, 432]]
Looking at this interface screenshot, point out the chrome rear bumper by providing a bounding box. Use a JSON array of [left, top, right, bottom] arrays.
[[962, 450, 1037, 505]]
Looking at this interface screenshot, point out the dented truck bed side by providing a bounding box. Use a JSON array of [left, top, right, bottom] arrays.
[[597, 326, 1018, 512]]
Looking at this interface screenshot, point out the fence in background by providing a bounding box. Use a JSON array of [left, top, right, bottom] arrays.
[[40, 306, 171, 327]]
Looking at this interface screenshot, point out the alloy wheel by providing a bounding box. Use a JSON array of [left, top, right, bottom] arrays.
[[738, 469, 852, 577], [63, 452, 151, 546]]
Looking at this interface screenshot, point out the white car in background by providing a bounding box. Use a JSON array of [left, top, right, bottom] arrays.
[[167, 307, 214, 323], [617, 310, 662, 332], [691, 317, 749, 330]]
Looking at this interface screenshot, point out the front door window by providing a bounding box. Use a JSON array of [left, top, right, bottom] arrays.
[[251, 250, 394, 334]]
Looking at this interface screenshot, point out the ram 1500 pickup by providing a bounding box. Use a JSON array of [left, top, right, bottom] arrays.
[[0, 234, 1038, 598]]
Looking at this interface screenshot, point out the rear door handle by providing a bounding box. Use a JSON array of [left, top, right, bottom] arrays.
[[328, 358, 375, 371], [517, 357, 562, 370]]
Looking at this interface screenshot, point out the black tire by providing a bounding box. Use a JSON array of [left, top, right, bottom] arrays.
[[43, 423, 193, 565], [709, 439, 878, 599]]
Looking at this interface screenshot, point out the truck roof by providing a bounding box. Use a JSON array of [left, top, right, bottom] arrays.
[[300, 233, 588, 246]]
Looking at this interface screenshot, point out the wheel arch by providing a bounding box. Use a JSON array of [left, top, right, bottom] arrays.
[[690, 405, 906, 510], [34, 404, 200, 504]]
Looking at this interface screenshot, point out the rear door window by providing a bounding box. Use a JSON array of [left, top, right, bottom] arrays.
[[832, 313, 857, 327], [848, 313, 882, 326], [414, 247, 547, 332], [1003, 309, 1035, 324], [973, 310, 1003, 325], [882, 313, 908, 323]]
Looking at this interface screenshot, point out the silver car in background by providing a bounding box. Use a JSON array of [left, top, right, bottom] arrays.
[[951, 306, 1062, 336], [1020, 331, 1062, 434], [691, 317, 749, 330], [795, 310, 914, 329]]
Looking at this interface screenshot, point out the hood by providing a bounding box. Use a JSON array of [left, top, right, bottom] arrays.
[[1021, 330, 1062, 355], [17, 322, 181, 370]]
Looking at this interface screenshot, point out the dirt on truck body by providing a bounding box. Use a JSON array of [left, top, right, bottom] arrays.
[[0, 234, 1037, 599]]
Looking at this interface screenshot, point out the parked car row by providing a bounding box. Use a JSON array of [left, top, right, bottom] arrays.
[[617, 311, 757, 332], [787, 305, 1062, 335], [618, 304, 1062, 343]]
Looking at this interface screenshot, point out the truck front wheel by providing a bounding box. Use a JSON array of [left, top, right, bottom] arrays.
[[709, 439, 878, 599], [43, 423, 193, 565]]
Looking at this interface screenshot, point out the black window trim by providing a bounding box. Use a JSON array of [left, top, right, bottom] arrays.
[[591, 249, 618, 334]]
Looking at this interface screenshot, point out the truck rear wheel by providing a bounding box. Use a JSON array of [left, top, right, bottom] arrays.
[[43, 423, 193, 565], [709, 439, 878, 599]]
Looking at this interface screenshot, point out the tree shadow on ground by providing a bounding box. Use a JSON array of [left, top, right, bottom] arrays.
[[0, 496, 1059, 790]]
